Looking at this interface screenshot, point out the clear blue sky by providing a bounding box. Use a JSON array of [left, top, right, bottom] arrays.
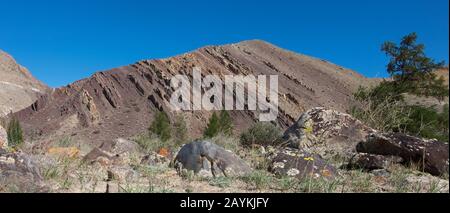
[[1, 0, 448, 88]]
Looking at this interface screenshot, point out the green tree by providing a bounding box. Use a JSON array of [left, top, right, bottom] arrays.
[[203, 112, 220, 138], [149, 111, 171, 142], [381, 32, 447, 99], [7, 117, 24, 147], [173, 114, 188, 145], [218, 110, 233, 135]]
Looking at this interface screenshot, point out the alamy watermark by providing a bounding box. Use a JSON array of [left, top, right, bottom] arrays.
[[169, 67, 279, 121]]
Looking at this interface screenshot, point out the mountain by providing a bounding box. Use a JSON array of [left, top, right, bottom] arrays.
[[14, 40, 380, 148], [0, 50, 49, 117]]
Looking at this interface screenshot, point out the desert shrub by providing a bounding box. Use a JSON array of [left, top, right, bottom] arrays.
[[403, 105, 449, 142], [149, 111, 171, 142], [240, 122, 282, 147], [204, 111, 234, 138], [219, 110, 233, 135], [134, 134, 173, 153], [7, 117, 24, 148], [173, 114, 188, 146], [203, 112, 220, 138], [351, 86, 411, 132], [210, 133, 241, 153]]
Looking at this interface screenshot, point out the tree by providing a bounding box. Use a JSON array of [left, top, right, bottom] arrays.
[[203, 112, 220, 138], [7, 117, 24, 147], [173, 114, 188, 145], [218, 110, 233, 135], [381, 32, 447, 99], [149, 111, 171, 142]]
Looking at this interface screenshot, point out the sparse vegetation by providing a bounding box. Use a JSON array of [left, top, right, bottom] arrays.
[[240, 170, 274, 190], [149, 111, 171, 142], [173, 114, 188, 146], [240, 122, 283, 147]]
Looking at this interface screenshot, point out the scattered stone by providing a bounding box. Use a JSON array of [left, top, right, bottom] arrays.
[[357, 132, 449, 176], [107, 166, 139, 182], [268, 147, 337, 180], [173, 141, 252, 177], [404, 171, 449, 193], [0, 150, 47, 192], [283, 107, 376, 159]]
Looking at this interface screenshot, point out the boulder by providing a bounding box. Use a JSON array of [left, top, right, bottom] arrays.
[[0, 150, 47, 192], [283, 107, 375, 159], [82, 147, 118, 166], [345, 153, 403, 171], [173, 141, 252, 177], [268, 147, 336, 180], [110, 138, 141, 155], [0, 125, 7, 149], [356, 132, 449, 176]]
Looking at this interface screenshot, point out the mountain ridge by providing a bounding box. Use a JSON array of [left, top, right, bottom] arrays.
[[12, 40, 381, 149]]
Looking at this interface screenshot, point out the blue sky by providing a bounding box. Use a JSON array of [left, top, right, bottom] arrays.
[[0, 0, 448, 88]]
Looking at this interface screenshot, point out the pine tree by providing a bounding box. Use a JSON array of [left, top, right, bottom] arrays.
[[203, 112, 220, 138], [381, 32, 447, 99], [219, 110, 233, 135], [149, 111, 171, 142], [7, 117, 24, 147], [173, 114, 188, 145]]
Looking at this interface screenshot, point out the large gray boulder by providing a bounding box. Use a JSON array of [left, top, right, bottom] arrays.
[[357, 132, 449, 176], [268, 147, 337, 180], [173, 141, 252, 177], [283, 107, 376, 159]]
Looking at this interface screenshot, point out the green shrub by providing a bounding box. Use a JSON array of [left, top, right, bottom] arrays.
[[203, 112, 220, 138], [149, 111, 171, 142], [403, 105, 449, 142], [204, 111, 234, 138], [7, 117, 24, 148], [219, 110, 233, 135], [240, 122, 282, 147], [173, 114, 188, 146]]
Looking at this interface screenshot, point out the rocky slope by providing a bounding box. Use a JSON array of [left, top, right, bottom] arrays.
[[0, 50, 49, 117], [14, 40, 380, 148]]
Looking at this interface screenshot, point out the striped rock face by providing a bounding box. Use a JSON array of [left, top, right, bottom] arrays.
[[0, 50, 49, 117], [0, 125, 7, 149]]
